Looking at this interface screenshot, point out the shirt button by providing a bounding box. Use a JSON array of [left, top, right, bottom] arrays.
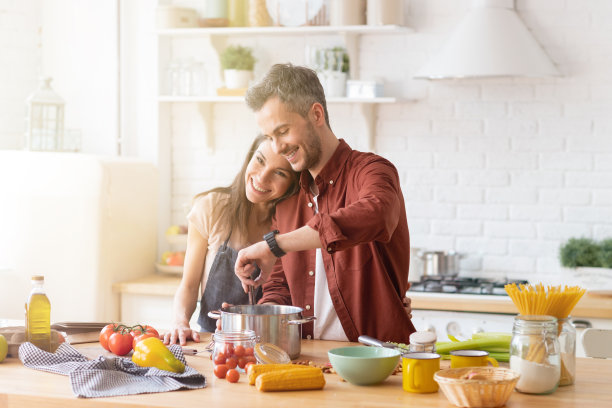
[[327, 247, 332, 252], [329, 180, 334, 184], [307, 202, 313, 207], [305, 304, 311, 310], [308, 270, 314, 276], [307, 335, 312, 340]]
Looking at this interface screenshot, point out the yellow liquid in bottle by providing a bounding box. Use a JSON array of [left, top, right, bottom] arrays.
[[26, 292, 51, 351]]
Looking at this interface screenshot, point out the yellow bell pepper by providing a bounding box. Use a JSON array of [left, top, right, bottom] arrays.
[[132, 337, 185, 373]]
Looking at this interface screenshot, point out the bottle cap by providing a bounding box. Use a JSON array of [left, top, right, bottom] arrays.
[[409, 331, 437, 345], [31, 275, 44, 281], [254, 342, 291, 364]]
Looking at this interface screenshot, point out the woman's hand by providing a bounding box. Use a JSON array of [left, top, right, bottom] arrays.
[[162, 325, 201, 346]]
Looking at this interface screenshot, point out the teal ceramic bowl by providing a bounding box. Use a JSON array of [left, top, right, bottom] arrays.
[[328, 346, 400, 385]]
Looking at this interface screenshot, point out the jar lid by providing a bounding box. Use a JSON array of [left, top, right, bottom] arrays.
[[409, 331, 437, 345], [254, 343, 291, 364]]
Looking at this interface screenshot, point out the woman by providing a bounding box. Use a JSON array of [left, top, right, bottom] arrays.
[[163, 135, 299, 345]]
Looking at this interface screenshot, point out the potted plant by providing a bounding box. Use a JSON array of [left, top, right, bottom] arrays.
[[220, 45, 256, 89], [559, 237, 612, 292]]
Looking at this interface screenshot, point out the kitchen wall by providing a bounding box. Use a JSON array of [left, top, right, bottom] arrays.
[[0, 0, 41, 150], [167, 0, 612, 282]]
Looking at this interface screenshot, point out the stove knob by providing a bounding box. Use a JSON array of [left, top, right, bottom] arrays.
[[446, 321, 463, 339], [473, 327, 484, 335]]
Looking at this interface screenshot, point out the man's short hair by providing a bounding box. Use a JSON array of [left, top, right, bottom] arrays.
[[245, 63, 330, 128]]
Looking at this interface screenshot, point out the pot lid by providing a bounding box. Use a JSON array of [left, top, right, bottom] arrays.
[[254, 342, 291, 364]]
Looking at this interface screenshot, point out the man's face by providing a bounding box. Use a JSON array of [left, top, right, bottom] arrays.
[[255, 96, 322, 173]]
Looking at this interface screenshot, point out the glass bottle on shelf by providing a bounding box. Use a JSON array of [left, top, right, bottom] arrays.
[[558, 317, 577, 386], [510, 315, 560, 395], [25, 275, 51, 352]]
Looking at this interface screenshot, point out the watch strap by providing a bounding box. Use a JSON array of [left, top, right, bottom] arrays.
[[264, 229, 286, 257]]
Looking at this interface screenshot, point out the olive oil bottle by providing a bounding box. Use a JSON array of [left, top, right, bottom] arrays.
[[25, 275, 51, 351]]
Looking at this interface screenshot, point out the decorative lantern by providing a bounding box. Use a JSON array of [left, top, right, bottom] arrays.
[[25, 77, 65, 151]]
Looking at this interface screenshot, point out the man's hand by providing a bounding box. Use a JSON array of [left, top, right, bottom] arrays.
[[235, 241, 277, 292]]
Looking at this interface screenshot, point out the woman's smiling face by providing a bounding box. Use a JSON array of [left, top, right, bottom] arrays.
[[244, 139, 295, 204]]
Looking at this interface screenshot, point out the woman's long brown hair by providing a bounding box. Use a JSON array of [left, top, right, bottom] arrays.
[[194, 134, 300, 239]]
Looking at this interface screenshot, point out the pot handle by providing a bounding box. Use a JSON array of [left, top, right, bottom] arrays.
[[207, 310, 221, 319], [284, 316, 317, 325]]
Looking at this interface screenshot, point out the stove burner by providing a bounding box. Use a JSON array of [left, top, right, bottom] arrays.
[[410, 277, 529, 296]]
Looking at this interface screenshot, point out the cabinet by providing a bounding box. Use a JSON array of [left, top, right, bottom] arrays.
[[155, 23, 412, 250]]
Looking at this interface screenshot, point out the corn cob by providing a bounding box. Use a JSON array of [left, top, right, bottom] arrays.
[[247, 363, 311, 385], [255, 367, 325, 392]]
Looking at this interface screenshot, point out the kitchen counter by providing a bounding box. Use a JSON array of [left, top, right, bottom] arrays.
[[409, 291, 612, 319], [1, 334, 611, 407], [113, 274, 612, 319]]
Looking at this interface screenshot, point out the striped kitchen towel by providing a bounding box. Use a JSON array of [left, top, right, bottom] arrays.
[[18, 342, 206, 398]]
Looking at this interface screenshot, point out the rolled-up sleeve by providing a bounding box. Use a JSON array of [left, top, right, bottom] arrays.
[[307, 157, 401, 253]]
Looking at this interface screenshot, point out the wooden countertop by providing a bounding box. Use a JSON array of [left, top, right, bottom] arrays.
[[113, 274, 612, 319], [410, 291, 612, 319], [1, 334, 611, 407]]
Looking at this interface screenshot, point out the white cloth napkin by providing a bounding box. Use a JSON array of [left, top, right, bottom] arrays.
[[18, 342, 206, 398]]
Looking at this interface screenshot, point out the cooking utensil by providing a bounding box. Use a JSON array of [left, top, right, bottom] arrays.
[[358, 335, 406, 353], [208, 304, 316, 359], [248, 265, 261, 305], [420, 250, 464, 278]]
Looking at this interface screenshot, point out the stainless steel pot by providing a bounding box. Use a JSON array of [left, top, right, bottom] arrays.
[[420, 250, 463, 278], [208, 304, 316, 359]]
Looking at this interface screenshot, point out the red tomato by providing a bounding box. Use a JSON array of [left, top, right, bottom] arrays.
[[132, 332, 157, 349], [214, 364, 229, 379], [225, 356, 238, 369], [130, 325, 159, 338], [233, 345, 245, 357], [99, 323, 119, 351], [214, 352, 227, 365], [245, 362, 255, 373], [237, 357, 247, 369], [244, 346, 254, 356], [245, 355, 257, 364], [224, 343, 235, 356], [226, 369, 240, 383], [108, 331, 133, 356]]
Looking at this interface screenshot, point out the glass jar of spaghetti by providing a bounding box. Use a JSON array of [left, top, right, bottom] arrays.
[[510, 315, 561, 394], [558, 317, 576, 386]]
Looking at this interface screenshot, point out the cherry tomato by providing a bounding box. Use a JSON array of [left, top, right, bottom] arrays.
[[99, 323, 119, 351], [237, 357, 247, 369], [226, 356, 238, 369], [245, 362, 255, 373], [224, 343, 235, 356], [245, 355, 257, 364], [226, 369, 240, 383], [132, 332, 157, 349], [233, 345, 245, 357], [108, 330, 133, 356], [244, 346, 254, 356], [214, 364, 229, 379], [214, 352, 227, 365], [130, 324, 159, 338]]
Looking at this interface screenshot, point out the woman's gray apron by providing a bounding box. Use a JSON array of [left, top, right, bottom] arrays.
[[198, 234, 262, 332]]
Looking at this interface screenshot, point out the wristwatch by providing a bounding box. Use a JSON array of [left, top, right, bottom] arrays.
[[263, 230, 286, 257]]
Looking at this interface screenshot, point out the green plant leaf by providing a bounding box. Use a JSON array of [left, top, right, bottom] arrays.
[[220, 45, 256, 71], [559, 237, 602, 268]]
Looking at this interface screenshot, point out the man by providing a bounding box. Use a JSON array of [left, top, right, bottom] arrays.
[[235, 63, 415, 342]]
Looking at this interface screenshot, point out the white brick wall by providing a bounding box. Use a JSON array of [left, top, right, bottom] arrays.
[[163, 0, 612, 281]]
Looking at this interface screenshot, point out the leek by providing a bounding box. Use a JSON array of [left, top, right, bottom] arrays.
[[435, 333, 511, 355]]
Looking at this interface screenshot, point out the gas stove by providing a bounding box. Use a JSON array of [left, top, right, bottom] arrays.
[[409, 277, 529, 296]]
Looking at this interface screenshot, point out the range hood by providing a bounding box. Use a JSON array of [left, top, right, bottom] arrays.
[[414, 0, 561, 79]]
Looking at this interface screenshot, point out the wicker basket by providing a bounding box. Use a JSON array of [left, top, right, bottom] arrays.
[[434, 367, 520, 408]]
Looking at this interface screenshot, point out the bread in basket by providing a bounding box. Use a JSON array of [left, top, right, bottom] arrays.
[[434, 367, 520, 408]]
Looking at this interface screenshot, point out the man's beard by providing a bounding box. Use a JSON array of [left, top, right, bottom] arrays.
[[295, 121, 322, 172]]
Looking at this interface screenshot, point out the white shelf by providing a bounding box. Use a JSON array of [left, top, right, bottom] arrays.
[[158, 95, 399, 104], [157, 25, 412, 37]]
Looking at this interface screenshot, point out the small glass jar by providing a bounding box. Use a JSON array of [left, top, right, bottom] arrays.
[[558, 317, 577, 386], [212, 330, 256, 373], [409, 331, 437, 353], [510, 315, 561, 395]]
